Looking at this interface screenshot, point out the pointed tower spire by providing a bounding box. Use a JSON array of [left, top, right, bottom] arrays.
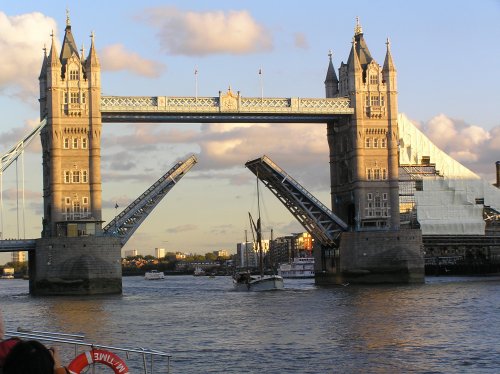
[[324, 50, 339, 97], [86, 31, 100, 68], [383, 38, 396, 72], [48, 31, 60, 67], [347, 37, 362, 73], [60, 13, 79, 63], [39, 45, 48, 79]]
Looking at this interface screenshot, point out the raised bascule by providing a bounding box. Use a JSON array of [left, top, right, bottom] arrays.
[[4, 17, 497, 294]]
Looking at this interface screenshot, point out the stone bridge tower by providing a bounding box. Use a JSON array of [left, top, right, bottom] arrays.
[[326, 19, 399, 230], [321, 20, 423, 283], [39, 17, 102, 238], [33, 16, 121, 295]]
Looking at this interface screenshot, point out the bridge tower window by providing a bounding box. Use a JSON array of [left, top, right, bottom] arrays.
[[380, 95, 385, 106], [373, 138, 379, 148], [81, 92, 86, 104], [365, 95, 370, 107], [365, 138, 371, 148], [72, 171, 80, 183], [72, 138, 78, 149], [70, 92, 79, 104], [382, 168, 387, 180], [64, 171, 71, 183], [63, 137, 70, 149], [374, 169, 381, 180], [381, 138, 386, 148], [69, 70, 79, 80], [370, 95, 380, 106], [81, 170, 88, 183], [367, 169, 372, 180], [82, 196, 88, 205], [369, 74, 378, 85], [65, 197, 70, 205], [367, 193, 373, 200]]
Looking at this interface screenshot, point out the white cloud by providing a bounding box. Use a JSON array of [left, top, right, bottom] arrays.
[[99, 44, 166, 78], [141, 7, 273, 56], [0, 12, 57, 99], [421, 114, 500, 182], [294, 32, 309, 49]]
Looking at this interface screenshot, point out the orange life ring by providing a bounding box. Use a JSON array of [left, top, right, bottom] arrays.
[[67, 349, 129, 374]]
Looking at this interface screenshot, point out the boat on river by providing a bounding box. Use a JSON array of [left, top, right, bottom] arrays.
[[233, 271, 284, 291], [278, 257, 315, 278], [144, 270, 165, 280], [233, 176, 284, 291]]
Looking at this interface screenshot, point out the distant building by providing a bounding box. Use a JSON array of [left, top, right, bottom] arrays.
[[214, 249, 229, 258], [124, 249, 138, 257], [175, 252, 186, 260], [12, 251, 27, 263], [155, 247, 165, 259], [236, 242, 257, 268], [270, 232, 313, 265]]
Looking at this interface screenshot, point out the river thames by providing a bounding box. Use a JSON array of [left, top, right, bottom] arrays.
[[1, 275, 499, 373]]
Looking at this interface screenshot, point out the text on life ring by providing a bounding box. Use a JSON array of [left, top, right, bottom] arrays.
[[67, 349, 129, 374]]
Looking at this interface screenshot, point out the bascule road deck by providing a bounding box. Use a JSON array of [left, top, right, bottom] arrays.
[[100, 94, 354, 123]]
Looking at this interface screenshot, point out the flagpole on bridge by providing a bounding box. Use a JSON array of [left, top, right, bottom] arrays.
[[259, 67, 263, 100], [195, 66, 198, 99]]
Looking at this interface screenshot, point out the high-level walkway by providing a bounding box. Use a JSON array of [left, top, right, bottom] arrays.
[[100, 94, 353, 123]]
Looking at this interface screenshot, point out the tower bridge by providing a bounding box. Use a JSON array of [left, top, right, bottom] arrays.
[[1, 17, 430, 294]]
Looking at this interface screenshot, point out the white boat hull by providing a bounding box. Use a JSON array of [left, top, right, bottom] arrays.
[[144, 271, 165, 280], [233, 274, 284, 292]]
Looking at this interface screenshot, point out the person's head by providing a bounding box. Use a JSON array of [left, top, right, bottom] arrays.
[[3, 340, 55, 374]]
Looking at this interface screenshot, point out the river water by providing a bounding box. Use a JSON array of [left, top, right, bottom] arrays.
[[1, 275, 499, 373]]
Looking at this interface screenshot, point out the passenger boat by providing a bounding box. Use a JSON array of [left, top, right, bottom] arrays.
[[278, 257, 315, 278], [233, 176, 284, 291], [144, 270, 165, 280], [193, 266, 205, 276]]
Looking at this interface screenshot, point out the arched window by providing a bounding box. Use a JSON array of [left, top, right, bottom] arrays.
[[72, 138, 78, 149], [63, 138, 70, 149], [81, 137, 88, 149]]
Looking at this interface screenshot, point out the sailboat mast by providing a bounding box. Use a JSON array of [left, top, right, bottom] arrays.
[[256, 174, 264, 276]]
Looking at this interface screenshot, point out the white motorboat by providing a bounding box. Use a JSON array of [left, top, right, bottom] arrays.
[[278, 257, 315, 279], [144, 270, 165, 280]]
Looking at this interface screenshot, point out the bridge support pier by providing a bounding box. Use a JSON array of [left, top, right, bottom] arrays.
[[315, 229, 424, 285], [30, 237, 122, 295]]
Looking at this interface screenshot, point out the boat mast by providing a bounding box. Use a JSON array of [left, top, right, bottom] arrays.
[[256, 174, 264, 276]]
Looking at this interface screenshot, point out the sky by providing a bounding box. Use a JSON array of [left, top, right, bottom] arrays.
[[0, 0, 499, 263]]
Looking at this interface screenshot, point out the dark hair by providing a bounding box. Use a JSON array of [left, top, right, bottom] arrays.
[[3, 340, 55, 374]]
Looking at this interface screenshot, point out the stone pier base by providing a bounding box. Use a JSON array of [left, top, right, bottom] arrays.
[[30, 236, 122, 295], [315, 229, 424, 285]]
